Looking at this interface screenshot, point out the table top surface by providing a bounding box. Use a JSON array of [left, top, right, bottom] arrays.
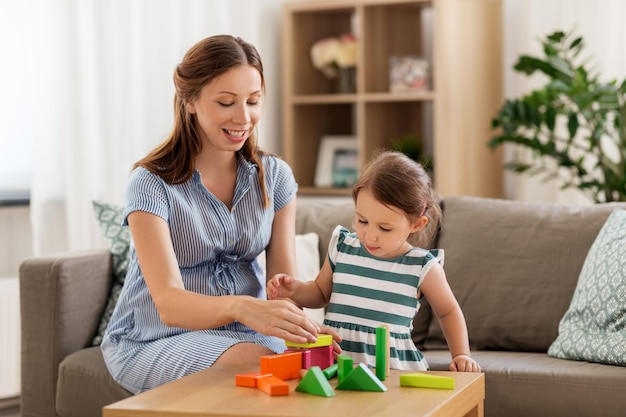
[[103, 365, 484, 417]]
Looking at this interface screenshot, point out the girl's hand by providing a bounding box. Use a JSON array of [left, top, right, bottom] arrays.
[[318, 324, 343, 357], [449, 354, 481, 372], [267, 273, 297, 300]]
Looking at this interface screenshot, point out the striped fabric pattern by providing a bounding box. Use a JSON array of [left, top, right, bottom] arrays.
[[323, 225, 443, 371], [101, 153, 297, 394]]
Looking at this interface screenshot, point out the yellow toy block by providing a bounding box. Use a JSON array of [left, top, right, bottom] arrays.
[[400, 372, 455, 389], [285, 333, 332, 349]]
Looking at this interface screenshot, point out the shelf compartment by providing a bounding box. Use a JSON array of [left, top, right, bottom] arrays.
[[361, 101, 434, 170], [362, 1, 434, 94], [286, 6, 356, 96], [285, 103, 356, 191]]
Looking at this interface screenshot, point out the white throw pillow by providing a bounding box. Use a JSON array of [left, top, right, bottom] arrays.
[[257, 233, 324, 324]]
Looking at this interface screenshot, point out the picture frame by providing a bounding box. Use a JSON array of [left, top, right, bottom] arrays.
[[314, 136, 359, 188], [389, 56, 430, 93]]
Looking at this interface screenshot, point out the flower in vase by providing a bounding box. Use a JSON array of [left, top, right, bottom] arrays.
[[310, 34, 357, 78]]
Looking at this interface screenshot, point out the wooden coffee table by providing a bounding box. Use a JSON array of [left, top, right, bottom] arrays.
[[103, 365, 484, 417]]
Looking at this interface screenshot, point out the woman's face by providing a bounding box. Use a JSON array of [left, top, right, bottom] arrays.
[[187, 65, 263, 153]]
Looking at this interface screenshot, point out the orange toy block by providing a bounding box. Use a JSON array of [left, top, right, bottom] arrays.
[[288, 348, 312, 369], [260, 351, 302, 381], [257, 375, 290, 396], [235, 372, 273, 388]]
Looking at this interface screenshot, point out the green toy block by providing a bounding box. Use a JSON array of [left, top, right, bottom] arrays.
[[337, 355, 353, 383], [375, 325, 388, 381], [322, 363, 338, 379], [336, 363, 387, 392], [296, 366, 335, 397], [400, 372, 455, 389], [285, 333, 332, 349]]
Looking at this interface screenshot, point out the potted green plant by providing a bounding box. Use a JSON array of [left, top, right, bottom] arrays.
[[488, 30, 626, 203]]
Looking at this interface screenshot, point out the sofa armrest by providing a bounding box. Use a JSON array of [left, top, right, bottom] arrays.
[[19, 249, 113, 417]]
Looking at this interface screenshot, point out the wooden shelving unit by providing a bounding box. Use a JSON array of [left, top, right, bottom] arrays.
[[282, 0, 503, 198]]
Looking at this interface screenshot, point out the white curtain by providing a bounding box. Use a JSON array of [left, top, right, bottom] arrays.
[[26, 0, 289, 255], [502, 0, 626, 204]]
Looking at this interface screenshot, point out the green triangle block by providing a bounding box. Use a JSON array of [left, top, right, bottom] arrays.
[[336, 363, 387, 392], [296, 366, 336, 397]]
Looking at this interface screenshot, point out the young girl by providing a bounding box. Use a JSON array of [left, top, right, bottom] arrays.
[[268, 150, 480, 373]]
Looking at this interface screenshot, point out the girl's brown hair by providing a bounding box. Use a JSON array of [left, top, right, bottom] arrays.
[[352, 150, 442, 247], [134, 35, 270, 206]]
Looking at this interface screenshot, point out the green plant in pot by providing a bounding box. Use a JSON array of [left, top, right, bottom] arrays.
[[391, 133, 433, 174], [489, 30, 626, 203]]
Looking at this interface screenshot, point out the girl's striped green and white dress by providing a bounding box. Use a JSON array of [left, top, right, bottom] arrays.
[[322, 225, 444, 371]]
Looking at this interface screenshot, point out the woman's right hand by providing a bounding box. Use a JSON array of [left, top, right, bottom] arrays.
[[235, 296, 319, 344]]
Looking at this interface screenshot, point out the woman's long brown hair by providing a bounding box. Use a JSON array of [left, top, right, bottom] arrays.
[[134, 35, 270, 207]]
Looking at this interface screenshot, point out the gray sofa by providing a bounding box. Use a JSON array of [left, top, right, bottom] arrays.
[[20, 196, 626, 417]]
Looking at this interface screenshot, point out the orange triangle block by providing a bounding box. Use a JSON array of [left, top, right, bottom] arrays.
[[296, 366, 335, 397], [336, 363, 387, 392]]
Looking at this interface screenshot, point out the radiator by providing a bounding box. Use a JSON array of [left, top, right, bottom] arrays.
[[0, 276, 20, 399]]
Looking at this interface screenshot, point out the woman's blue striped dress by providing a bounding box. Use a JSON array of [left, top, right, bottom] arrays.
[[101, 154, 297, 394]]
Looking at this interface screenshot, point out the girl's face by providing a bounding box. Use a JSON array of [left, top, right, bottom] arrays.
[[187, 65, 263, 153], [354, 188, 425, 259]]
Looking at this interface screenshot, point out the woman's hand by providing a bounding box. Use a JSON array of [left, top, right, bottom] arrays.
[[267, 273, 298, 300], [235, 297, 320, 344], [449, 354, 481, 372]]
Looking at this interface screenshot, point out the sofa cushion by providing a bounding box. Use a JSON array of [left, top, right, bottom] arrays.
[[56, 347, 131, 417], [257, 232, 325, 323], [548, 208, 626, 366], [91, 200, 130, 345], [295, 200, 356, 260], [424, 350, 626, 417], [426, 196, 626, 352]]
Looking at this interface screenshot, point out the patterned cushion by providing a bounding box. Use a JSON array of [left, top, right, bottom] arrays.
[[91, 200, 130, 345], [548, 208, 626, 366]]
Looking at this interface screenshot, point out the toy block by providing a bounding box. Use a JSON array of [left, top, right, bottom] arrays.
[[301, 349, 312, 369], [287, 347, 313, 369], [310, 345, 334, 369], [235, 372, 272, 388], [260, 351, 302, 381], [296, 366, 335, 397], [322, 363, 338, 379], [375, 325, 389, 381], [257, 375, 290, 396], [285, 333, 332, 348], [337, 355, 353, 383], [400, 373, 455, 390], [336, 363, 387, 392]]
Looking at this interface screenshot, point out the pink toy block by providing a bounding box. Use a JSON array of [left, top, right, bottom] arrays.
[[260, 351, 302, 381], [301, 349, 312, 369], [309, 345, 334, 370]]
